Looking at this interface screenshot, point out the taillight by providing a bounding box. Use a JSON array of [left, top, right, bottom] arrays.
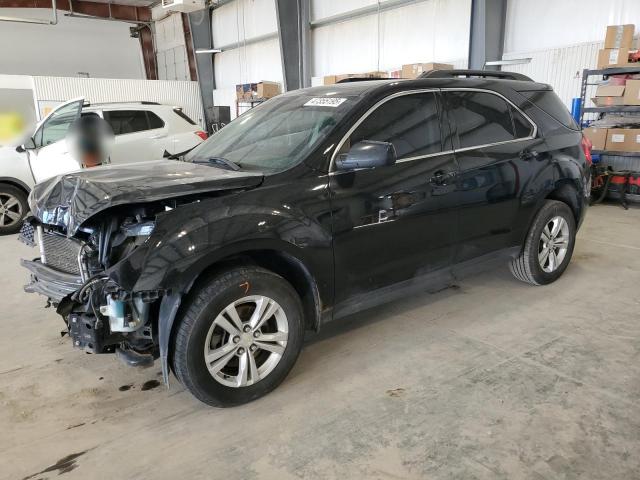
[[194, 131, 208, 141], [581, 134, 593, 166]]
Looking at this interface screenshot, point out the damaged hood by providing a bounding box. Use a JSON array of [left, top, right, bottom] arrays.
[[30, 159, 264, 234]]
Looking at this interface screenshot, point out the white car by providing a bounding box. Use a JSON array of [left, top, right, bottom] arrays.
[[0, 98, 207, 234]]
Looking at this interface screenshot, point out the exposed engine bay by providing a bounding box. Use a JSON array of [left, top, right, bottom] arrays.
[[21, 203, 169, 368]]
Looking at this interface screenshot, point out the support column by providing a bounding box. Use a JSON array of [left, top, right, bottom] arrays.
[[188, 8, 216, 133], [468, 0, 507, 70], [275, 0, 311, 91]]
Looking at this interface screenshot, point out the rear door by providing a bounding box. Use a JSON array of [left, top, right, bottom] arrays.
[[329, 90, 459, 314], [103, 109, 168, 163], [442, 89, 541, 263], [28, 98, 84, 183]]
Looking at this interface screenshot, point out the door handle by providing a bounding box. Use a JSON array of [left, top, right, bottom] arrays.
[[150, 134, 167, 139], [429, 170, 457, 185]]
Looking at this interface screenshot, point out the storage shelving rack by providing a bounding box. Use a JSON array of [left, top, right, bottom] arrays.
[[579, 66, 640, 156], [235, 98, 266, 117], [580, 66, 640, 206]]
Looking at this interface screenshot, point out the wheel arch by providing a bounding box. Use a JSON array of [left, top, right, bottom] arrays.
[[544, 180, 582, 224], [0, 177, 31, 196], [157, 245, 324, 385]]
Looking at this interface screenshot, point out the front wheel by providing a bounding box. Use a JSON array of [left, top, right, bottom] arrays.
[[510, 200, 576, 285], [172, 266, 305, 407]]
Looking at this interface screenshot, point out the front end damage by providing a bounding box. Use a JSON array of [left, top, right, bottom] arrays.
[[21, 206, 166, 370], [19, 160, 265, 383]]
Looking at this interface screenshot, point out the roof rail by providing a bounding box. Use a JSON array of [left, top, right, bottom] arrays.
[[419, 69, 533, 82], [84, 101, 162, 107], [336, 77, 395, 83]]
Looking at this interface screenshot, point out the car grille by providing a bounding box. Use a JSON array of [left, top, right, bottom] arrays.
[[40, 232, 83, 276]]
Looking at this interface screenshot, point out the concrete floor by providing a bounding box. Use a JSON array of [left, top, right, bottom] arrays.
[[1, 203, 639, 480]]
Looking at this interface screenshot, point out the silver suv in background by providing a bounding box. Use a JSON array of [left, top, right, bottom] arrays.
[[0, 98, 207, 234]]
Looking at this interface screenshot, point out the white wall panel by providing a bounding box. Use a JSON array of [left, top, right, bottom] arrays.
[[211, 0, 278, 48], [311, 0, 377, 20], [0, 8, 144, 79], [212, 36, 283, 120], [214, 37, 283, 87], [504, 42, 603, 110], [505, 0, 640, 54], [31, 76, 205, 128], [311, 0, 470, 76]]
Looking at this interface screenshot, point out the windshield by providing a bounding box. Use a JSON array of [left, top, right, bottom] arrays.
[[185, 93, 358, 172]]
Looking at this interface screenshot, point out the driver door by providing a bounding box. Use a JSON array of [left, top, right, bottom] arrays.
[[28, 98, 84, 183], [329, 91, 460, 316]]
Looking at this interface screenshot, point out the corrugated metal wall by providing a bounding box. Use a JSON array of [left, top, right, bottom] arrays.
[[211, 0, 282, 120], [503, 41, 603, 110], [311, 0, 470, 78], [31, 76, 205, 128]]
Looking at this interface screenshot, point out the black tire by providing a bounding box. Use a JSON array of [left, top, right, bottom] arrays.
[[173, 266, 305, 407], [510, 200, 576, 285], [0, 184, 28, 235]]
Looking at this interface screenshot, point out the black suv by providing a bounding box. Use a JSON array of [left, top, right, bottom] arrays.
[[20, 71, 590, 406]]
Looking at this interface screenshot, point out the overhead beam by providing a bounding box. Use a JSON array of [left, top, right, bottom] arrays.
[[275, 0, 311, 91], [468, 0, 507, 70], [0, 0, 152, 22]]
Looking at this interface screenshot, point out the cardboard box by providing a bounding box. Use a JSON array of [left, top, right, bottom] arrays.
[[605, 128, 640, 152], [235, 81, 281, 101], [597, 48, 630, 69], [256, 81, 280, 99], [623, 79, 640, 105], [583, 127, 608, 150], [604, 24, 635, 50], [592, 85, 626, 106], [401, 62, 453, 79]]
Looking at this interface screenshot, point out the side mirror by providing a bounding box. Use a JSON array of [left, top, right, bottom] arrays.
[[335, 140, 397, 171], [17, 137, 37, 153]]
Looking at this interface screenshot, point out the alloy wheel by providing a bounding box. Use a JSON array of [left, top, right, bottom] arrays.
[[538, 215, 569, 273], [0, 193, 23, 228], [203, 295, 289, 388]]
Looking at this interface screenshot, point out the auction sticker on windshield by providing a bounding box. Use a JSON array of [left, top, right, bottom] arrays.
[[304, 98, 347, 107]]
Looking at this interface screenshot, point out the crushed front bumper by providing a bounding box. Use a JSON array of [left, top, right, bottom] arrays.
[[22, 258, 83, 303]]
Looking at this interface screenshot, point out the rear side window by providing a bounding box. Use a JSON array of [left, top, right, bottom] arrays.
[[147, 112, 164, 129], [173, 108, 197, 125], [104, 110, 165, 135], [519, 90, 578, 130], [445, 91, 517, 149], [511, 106, 534, 138], [349, 92, 442, 159]]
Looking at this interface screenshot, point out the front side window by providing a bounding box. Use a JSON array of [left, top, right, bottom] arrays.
[[445, 91, 523, 149], [349, 92, 442, 159], [35, 101, 83, 148], [104, 110, 164, 135]]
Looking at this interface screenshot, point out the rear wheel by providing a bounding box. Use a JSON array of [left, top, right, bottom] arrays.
[[172, 266, 305, 407], [510, 200, 576, 285], [0, 184, 28, 235]]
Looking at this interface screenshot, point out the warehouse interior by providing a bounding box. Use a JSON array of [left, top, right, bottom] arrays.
[[1, 0, 640, 478]]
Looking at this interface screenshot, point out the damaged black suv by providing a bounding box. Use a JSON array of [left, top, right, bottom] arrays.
[[20, 71, 590, 407]]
